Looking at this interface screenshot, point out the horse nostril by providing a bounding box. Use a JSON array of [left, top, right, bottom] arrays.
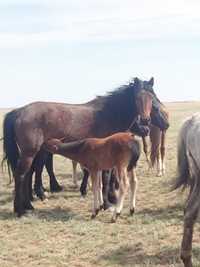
[[140, 117, 151, 126]]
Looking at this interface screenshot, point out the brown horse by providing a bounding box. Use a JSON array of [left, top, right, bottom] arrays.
[[32, 95, 169, 202], [173, 113, 200, 267], [142, 105, 169, 176], [44, 132, 141, 222], [2, 77, 169, 217]]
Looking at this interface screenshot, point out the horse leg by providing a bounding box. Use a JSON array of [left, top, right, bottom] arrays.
[[45, 152, 62, 192], [80, 168, 89, 197], [27, 165, 34, 202], [156, 152, 162, 177], [72, 160, 78, 188], [112, 168, 128, 223], [102, 170, 112, 210], [34, 152, 47, 200], [91, 171, 100, 219], [180, 174, 200, 267], [160, 131, 166, 175], [23, 170, 34, 210], [14, 154, 35, 217], [107, 169, 118, 205], [129, 168, 138, 215], [181, 200, 200, 266]]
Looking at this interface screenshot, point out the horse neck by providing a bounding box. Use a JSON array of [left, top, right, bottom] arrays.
[[92, 103, 136, 136], [56, 140, 86, 163]]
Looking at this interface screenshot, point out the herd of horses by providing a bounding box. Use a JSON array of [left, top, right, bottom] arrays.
[[0, 77, 199, 266]]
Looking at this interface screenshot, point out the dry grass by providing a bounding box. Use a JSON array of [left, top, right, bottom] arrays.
[[0, 102, 200, 267]]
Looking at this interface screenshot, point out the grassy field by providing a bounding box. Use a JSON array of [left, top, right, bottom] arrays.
[[0, 102, 200, 267]]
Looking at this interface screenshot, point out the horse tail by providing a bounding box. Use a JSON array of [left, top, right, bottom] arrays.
[[1, 109, 19, 181], [172, 121, 190, 191], [127, 139, 141, 172]]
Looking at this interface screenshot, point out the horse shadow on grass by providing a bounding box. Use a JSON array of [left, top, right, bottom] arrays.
[[99, 244, 200, 266], [136, 203, 184, 223], [33, 206, 84, 222], [0, 206, 88, 222]]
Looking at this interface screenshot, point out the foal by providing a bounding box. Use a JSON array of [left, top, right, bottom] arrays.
[[44, 132, 141, 222]]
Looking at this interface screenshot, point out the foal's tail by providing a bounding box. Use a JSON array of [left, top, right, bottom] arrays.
[[1, 110, 20, 180], [172, 122, 190, 190], [127, 139, 141, 172]]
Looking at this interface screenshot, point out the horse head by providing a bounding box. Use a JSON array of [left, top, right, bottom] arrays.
[[134, 77, 169, 131], [133, 77, 154, 127]]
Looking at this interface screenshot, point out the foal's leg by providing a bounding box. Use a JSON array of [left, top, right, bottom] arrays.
[[72, 161, 78, 188], [91, 171, 100, 219], [98, 171, 104, 210], [45, 152, 62, 192], [112, 168, 129, 223], [129, 168, 137, 215]]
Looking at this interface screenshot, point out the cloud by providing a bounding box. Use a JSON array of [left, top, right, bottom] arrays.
[[0, 0, 200, 48]]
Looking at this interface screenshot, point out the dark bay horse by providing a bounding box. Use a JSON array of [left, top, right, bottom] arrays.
[[173, 113, 200, 267], [44, 132, 141, 222], [31, 80, 169, 202], [2, 77, 168, 217]]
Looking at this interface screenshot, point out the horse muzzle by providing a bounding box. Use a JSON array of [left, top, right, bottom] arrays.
[[139, 116, 151, 126]]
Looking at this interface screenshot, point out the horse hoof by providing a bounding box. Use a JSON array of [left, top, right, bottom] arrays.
[[181, 256, 192, 267], [103, 201, 112, 210], [91, 209, 100, 219], [80, 190, 87, 197], [111, 217, 116, 223], [91, 214, 96, 219], [15, 209, 26, 218], [38, 194, 46, 201], [111, 212, 120, 223], [130, 208, 135, 216], [25, 203, 34, 211], [100, 205, 104, 211], [50, 184, 63, 193]]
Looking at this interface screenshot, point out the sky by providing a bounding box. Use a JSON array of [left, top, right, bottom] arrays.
[[0, 0, 200, 107]]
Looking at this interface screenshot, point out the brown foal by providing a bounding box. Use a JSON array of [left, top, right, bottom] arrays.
[[44, 132, 141, 222]]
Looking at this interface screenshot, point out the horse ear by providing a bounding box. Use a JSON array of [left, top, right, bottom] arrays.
[[134, 77, 139, 84], [149, 77, 154, 87]]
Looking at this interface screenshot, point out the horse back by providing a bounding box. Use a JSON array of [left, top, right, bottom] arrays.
[[14, 102, 95, 146]]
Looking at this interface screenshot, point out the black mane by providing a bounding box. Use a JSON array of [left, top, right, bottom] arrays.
[[92, 80, 140, 134]]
